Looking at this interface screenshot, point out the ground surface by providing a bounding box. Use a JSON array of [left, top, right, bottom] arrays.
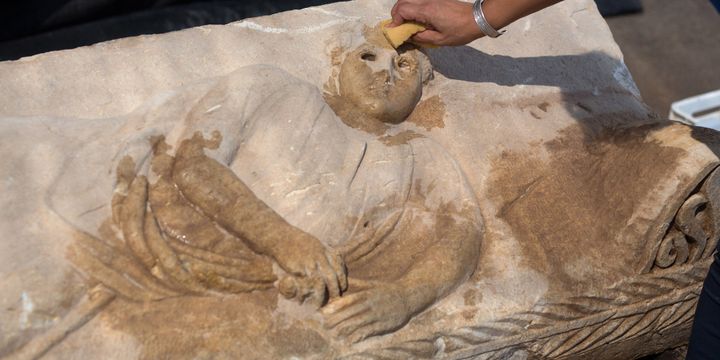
[[605, 0, 720, 116]]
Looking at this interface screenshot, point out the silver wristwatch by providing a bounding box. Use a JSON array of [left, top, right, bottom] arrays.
[[472, 0, 505, 38]]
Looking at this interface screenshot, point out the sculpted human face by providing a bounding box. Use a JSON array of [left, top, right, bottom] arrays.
[[338, 44, 424, 124]]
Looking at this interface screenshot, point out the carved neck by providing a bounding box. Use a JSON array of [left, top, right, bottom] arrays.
[[323, 92, 390, 136]]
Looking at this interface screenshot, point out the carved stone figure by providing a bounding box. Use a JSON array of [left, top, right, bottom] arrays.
[[5, 26, 481, 358], [1, 1, 718, 359]]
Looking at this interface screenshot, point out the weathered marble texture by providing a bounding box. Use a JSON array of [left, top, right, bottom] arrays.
[[1, 0, 719, 359]]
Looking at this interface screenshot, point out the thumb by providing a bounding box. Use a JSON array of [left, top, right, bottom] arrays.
[[389, 12, 406, 27], [390, 1, 422, 27], [389, 2, 402, 27], [412, 29, 444, 46]]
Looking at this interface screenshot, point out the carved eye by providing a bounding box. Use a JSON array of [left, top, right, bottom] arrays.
[[397, 56, 414, 70], [360, 51, 376, 61]]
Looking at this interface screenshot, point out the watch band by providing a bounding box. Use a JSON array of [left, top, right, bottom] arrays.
[[472, 0, 506, 38]]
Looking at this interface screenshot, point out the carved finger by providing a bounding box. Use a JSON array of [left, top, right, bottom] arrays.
[[286, 276, 318, 302], [317, 260, 341, 299], [121, 176, 156, 268], [277, 276, 321, 303], [323, 301, 370, 329], [348, 323, 385, 344], [346, 278, 379, 292], [322, 292, 365, 315], [335, 314, 377, 338], [327, 251, 347, 293], [144, 211, 207, 294], [305, 276, 328, 309]]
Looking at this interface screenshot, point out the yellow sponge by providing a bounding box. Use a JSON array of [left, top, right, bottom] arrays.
[[380, 19, 427, 48]]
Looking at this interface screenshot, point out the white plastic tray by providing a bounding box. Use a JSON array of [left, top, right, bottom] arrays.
[[669, 89, 720, 130]]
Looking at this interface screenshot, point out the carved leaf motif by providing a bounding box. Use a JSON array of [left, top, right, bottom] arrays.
[[568, 318, 624, 354], [351, 260, 710, 359], [656, 299, 699, 333]]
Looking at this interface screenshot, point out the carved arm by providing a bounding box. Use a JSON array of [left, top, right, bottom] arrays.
[[171, 132, 347, 298]]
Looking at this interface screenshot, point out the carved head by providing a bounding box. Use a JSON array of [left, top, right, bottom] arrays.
[[338, 43, 432, 124], [326, 25, 433, 129]]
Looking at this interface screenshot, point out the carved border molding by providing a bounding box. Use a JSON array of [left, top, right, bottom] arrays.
[[350, 259, 710, 359]]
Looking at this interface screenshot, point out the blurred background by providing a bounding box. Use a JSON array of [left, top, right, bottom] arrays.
[[0, 0, 718, 120]]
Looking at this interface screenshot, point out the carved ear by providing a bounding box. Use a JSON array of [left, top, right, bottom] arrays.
[[417, 50, 434, 85]]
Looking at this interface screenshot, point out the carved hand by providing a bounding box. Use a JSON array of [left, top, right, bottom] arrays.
[[321, 282, 414, 343], [272, 232, 347, 302]]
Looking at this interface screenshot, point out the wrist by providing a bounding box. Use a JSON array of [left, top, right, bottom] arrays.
[[462, 2, 485, 40], [263, 224, 293, 259], [478, 0, 511, 33]]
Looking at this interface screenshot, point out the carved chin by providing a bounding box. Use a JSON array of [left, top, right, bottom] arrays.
[[360, 99, 414, 124], [368, 105, 407, 124]]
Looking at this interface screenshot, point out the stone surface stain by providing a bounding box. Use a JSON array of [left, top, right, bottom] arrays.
[[488, 121, 687, 294], [407, 95, 446, 131], [379, 130, 424, 146], [101, 292, 330, 360]]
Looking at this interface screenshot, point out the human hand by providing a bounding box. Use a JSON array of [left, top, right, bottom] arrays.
[[272, 233, 347, 302], [278, 275, 329, 308], [321, 282, 414, 343], [389, 0, 484, 46]]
